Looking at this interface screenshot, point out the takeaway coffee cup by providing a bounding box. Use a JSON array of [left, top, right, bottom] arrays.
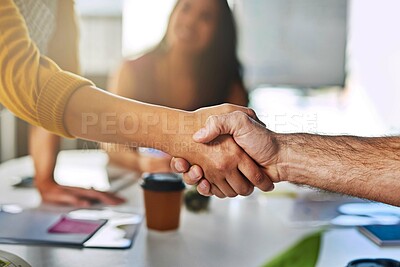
[[141, 173, 185, 231]]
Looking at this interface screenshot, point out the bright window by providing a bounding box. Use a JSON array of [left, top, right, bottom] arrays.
[[122, 0, 177, 57]]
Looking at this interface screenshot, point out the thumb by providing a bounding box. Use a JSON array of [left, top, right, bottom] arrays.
[[244, 108, 266, 127], [193, 114, 233, 143]]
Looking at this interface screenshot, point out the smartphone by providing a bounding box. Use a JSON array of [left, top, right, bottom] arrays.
[[358, 224, 400, 246]]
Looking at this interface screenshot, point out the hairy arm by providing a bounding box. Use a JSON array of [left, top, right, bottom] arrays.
[[277, 134, 400, 205], [174, 111, 400, 205]]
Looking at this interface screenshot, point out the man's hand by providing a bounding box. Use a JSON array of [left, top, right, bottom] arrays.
[[36, 179, 125, 207], [171, 111, 281, 196]]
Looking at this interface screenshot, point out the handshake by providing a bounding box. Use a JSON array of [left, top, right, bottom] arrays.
[[160, 103, 400, 207], [167, 105, 282, 198]]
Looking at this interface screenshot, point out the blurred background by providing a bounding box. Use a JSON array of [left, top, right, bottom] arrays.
[[1, 0, 400, 162]]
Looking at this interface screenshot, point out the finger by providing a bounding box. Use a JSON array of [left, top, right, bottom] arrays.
[[210, 183, 227, 198], [193, 115, 227, 143], [170, 157, 191, 173], [238, 157, 274, 192], [207, 184, 225, 198], [244, 108, 266, 127], [213, 178, 238, 198], [194, 111, 267, 144], [225, 171, 254, 196], [42, 193, 91, 207], [98, 191, 126, 204], [182, 165, 204, 185], [194, 112, 245, 143], [196, 178, 213, 196], [221, 104, 260, 123], [69, 188, 125, 205]]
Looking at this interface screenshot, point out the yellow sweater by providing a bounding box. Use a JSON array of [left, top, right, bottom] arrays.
[[0, 0, 93, 138]]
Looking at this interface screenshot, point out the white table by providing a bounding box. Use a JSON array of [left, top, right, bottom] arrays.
[[0, 150, 399, 267]]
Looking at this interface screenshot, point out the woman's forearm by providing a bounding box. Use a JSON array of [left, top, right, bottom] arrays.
[[29, 126, 60, 186], [64, 85, 200, 156], [103, 144, 142, 171], [278, 133, 400, 205]]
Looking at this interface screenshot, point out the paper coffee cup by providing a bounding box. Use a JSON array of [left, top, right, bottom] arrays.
[[141, 173, 185, 231]]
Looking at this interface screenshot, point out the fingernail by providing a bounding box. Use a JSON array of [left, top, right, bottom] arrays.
[[199, 182, 207, 190], [193, 128, 206, 141], [174, 161, 184, 172], [189, 168, 200, 180]]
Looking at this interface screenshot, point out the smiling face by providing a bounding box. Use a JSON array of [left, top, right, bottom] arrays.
[[166, 0, 219, 55]]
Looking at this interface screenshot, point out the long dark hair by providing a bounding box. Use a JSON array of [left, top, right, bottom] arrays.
[[152, 0, 244, 109]]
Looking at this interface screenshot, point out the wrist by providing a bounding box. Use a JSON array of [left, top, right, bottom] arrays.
[[163, 110, 200, 157], [273, 133, 292, 183], [34, 175, 58, 191], [274, 133, 315, 184], [129, 105, 197, 157]]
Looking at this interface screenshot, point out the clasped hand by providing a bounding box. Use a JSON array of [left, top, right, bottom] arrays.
[[172, 106, 279, 198]]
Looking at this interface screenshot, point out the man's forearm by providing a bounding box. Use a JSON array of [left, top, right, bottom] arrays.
[[276, 133, 400, 205]]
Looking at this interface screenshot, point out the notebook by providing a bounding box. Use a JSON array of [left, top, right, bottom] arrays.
[[0, 208, 142, 249]]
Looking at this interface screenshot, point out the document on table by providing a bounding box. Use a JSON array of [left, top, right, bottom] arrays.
[[0, 208, 142, 249]]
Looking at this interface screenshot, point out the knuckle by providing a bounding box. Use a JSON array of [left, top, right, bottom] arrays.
[[252, 171, 265, 186], [215, 161, 229, 171], [206, 115, 219, 125], [220, 103, 231, 111], [237, 111, 250, 124], [233, 110, 245, 116]]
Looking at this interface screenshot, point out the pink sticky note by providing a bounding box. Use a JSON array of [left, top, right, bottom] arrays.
[[48, 216, 104, 235]]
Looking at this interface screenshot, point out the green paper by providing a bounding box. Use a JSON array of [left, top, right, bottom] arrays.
[[262, 231, 323, 267]]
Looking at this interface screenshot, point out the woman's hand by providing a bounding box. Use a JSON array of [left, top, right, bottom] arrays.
[[36, 177, 125, 207]]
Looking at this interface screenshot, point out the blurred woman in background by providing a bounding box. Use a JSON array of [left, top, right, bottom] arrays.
[[105, 0, 248, 173]]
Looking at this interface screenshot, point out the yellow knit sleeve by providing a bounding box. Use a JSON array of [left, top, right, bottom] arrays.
[[0, 0, 94, 138]]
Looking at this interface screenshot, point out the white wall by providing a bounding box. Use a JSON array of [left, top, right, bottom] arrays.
[[76, 0, 123, 76], [348, 0, 400, 132]]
